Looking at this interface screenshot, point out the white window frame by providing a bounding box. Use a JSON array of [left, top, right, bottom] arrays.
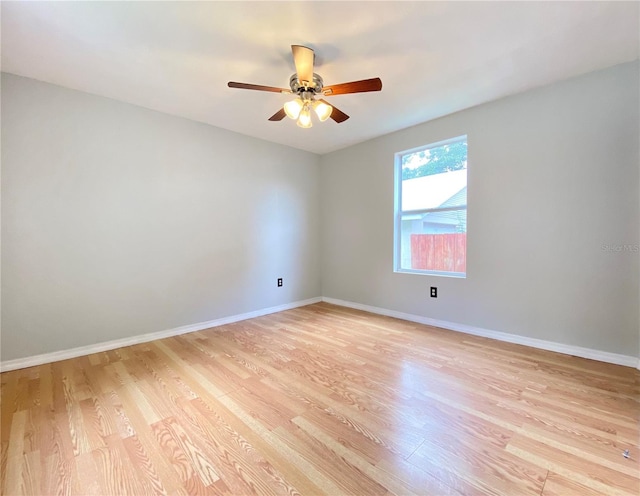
[[393, 135, 467, 278]]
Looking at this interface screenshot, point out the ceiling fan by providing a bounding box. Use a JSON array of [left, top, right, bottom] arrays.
[[228, 45, 382, 128]]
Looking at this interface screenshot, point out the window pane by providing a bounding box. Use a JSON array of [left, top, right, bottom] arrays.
[[401, 140, 467, 177], [402, 173, 467, 211]]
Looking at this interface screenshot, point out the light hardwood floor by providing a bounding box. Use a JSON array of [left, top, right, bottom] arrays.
[[1, 302, 639, 495]]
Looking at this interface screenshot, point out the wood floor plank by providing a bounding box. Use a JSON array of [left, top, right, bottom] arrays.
[[541, 470, 611, 496], [375, 455, 467, 496], [409, 431, 546, 496], [273, 420, 390, 495], [290, 415, 413, 496], [1, 373, 18, 444], [1, 302, 638, 495], [74, 451, 102, 496], [110, 388, 184, 495], [299, 405, 404, 464], [3, 410, 27, 496], [190, 397, 297, 493], [208, 393, 340, 495], [21, 450, 41, 496], [92, 434, 140, 496], [507, 433, 639, 496], [42, 413, 81, 496], [177, 397, 302, 496], [150, 418, 197, 485], [121, 434, 168, 496]]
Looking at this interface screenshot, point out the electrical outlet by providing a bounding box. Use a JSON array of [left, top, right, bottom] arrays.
[[277, 278, 283, 287], [430, 287, 437, 298]]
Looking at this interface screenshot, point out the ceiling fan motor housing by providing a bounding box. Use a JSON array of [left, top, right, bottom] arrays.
[[289, 73, 324, 96]]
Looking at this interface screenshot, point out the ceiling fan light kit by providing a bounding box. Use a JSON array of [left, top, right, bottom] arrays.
[[228, 45, 382, 128], [312, 100, 332, 122], [297, 105, 313, 128], [283, 98, 303, 119], [283, 97, 332, 128]]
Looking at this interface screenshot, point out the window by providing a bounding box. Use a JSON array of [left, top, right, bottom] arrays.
[[394, 136, 467, 277]]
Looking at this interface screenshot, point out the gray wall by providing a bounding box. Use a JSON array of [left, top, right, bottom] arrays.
[[1, 73, 321, 361], [3, 62, 639, 363], [320, 61, 640, 357]]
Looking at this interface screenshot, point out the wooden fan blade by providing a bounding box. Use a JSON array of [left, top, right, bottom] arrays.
[[268, 108, 287, 121], [291, 45, 314, 83], [228, 82, 289, 93], [323, 77, 382, 96], [320, 99, 349, 123]]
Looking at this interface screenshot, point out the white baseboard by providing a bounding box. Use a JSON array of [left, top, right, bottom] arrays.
[[0, 297, 322, 373], [3, 295, 638, 372], [322, 297, 640, 370]]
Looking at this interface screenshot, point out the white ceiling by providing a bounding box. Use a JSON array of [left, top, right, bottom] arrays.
[[2, 1, 638, 155]]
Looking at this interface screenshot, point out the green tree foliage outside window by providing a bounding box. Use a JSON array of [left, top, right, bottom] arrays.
[[401, 141, 467, 180]]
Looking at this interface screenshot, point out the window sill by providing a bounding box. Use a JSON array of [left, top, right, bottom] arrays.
[[394, 268, 466, 279]]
